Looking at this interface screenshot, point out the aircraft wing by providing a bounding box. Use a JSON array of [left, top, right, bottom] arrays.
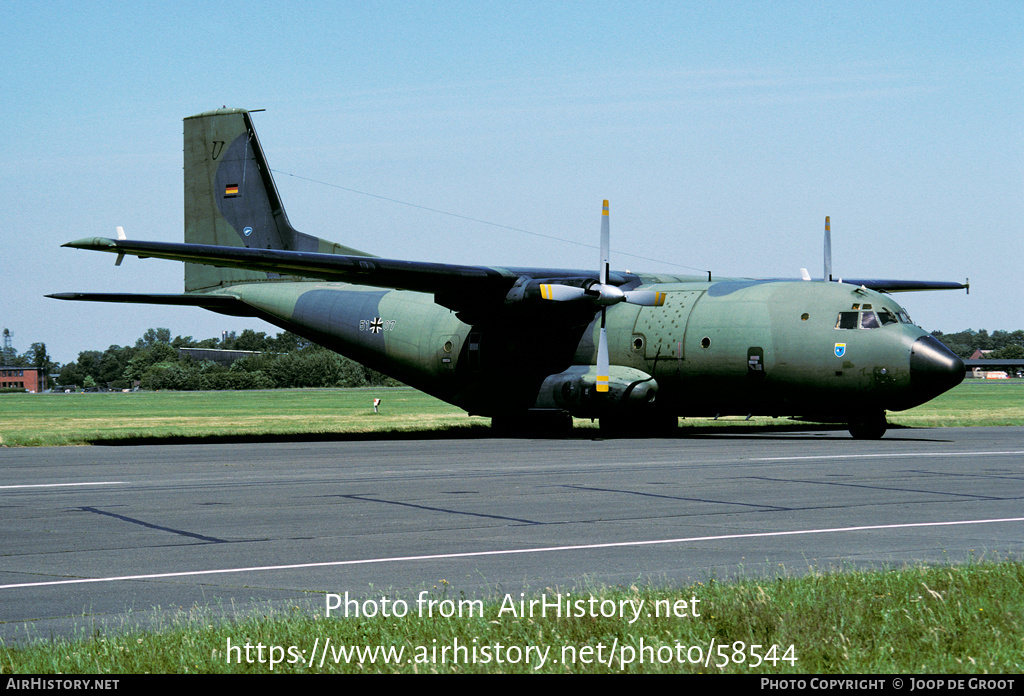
[[814, 217, 969, 293], [56, 236, 627, 320], [61, 237, 520, 294], [61, 238, 967, 302], [833, 278, 969, 293]]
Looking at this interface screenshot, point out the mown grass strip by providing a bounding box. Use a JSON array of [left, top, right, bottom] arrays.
[[0, 388, 485, 447], [0, 381, 1021, 447]]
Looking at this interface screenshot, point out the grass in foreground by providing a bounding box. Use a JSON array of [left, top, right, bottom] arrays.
[[0, 381, 1020, 447], [2, 560, 1021, 674]]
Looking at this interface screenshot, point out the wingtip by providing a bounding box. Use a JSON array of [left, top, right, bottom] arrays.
[[62, 237, 118, 250]]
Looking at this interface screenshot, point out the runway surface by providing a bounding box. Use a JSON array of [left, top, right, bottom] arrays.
[[2, 426, 1022, 643]]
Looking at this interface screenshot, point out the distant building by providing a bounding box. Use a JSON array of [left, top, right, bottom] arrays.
[[0, 366, 45, 393], [966, 349, 1024, 379], [177, 347, 265, 366]]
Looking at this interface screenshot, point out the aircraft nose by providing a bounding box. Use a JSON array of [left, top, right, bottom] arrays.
[[910, 335, 965, 398]]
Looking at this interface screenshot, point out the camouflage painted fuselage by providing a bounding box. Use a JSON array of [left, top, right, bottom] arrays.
[[216, 273, 957, 423]]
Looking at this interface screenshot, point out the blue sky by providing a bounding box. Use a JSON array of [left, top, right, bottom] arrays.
[[3, 1, 1021, 363]]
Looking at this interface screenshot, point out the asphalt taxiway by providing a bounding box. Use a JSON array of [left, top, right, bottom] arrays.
[[1, 427, 1022, 643]]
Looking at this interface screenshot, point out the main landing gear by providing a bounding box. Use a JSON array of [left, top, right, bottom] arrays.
[[848, 411, 888, 440]]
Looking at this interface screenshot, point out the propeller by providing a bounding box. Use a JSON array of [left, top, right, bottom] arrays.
[[597, 200, 610, 392], [538, 200, 665, 392]]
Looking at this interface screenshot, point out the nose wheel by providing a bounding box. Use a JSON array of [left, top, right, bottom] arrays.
[[848, 411, 888, 439]]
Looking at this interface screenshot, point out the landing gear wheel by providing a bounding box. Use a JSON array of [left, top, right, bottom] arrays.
[[848, 411, 887, 439]]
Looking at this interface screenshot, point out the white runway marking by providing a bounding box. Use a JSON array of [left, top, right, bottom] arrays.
[[749, 451, 1024, 462], [0, 482, 126, 490], [2, 516, 1022, 590]]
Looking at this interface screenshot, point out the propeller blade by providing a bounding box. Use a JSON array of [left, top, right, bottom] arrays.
[[600, 199, 609, 286], [597, 202, 610, 392], [115, 226, 127, 265], [824, 215, 832, 281], [622, 289, 666, 306], [539, 284, 587, 301], [596, 321, 609, 393]]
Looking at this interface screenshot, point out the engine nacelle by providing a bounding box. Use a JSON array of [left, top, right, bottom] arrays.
[[534, 365, 658, 417]]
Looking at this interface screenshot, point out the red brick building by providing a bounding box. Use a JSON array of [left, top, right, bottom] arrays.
[[0, 366, 45, 393]]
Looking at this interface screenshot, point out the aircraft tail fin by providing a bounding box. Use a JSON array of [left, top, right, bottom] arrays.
[[183, 108, 370, 292]]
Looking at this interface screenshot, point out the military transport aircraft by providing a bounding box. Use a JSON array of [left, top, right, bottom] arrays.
[[50, 108, 968, 439]]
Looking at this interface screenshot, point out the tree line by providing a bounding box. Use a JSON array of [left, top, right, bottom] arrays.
[[930, 329, 1024, 360], [3, 327, 399, 392]]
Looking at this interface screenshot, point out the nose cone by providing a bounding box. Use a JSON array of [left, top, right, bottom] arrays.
[[910, 335, 965, 400]]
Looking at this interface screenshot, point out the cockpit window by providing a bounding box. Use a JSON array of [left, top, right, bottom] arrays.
[[836, 312, 859, 329], [835, 309, 897, 330], [878, 309, 899, 326]]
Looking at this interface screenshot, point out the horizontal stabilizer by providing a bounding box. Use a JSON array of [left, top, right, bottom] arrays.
[[46, 292, 258, 317]]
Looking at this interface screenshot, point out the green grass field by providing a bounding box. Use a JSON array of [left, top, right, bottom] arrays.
[[0, 387, 485, 447], [887, 379, 1024, 428], [0, 380, 1021, 447]]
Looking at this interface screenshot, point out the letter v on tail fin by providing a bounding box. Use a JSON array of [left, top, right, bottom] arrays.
[[183, 108, 371, 292]]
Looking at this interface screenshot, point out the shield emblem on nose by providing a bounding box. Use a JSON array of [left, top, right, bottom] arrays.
[[835, 343, 847, 358]]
